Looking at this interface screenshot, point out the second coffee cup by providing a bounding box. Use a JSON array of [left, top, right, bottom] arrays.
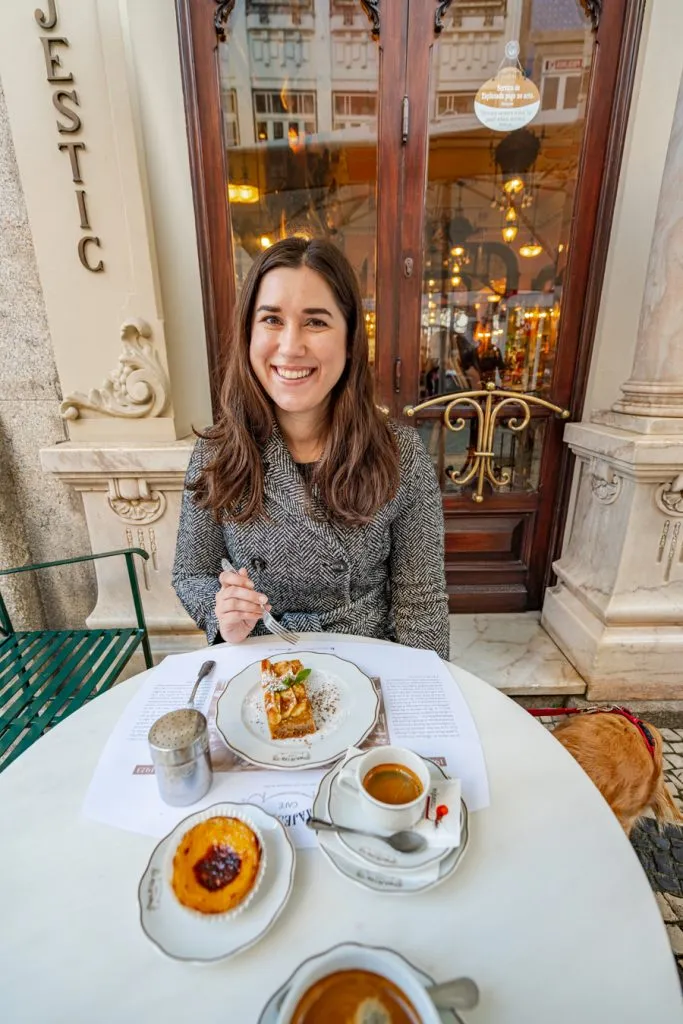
[[337, 745, 430, 831]]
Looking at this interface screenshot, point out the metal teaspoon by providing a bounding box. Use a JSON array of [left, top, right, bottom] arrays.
[[426, 977, 480, 1013], [188, 659, 215, 707], [307, 816, 428, 854]]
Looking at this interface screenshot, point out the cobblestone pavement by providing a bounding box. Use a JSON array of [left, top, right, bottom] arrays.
[[537, 717, 683, 987]]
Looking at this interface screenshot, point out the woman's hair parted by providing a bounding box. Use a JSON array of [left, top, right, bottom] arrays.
[[189, 237, 400, 526]]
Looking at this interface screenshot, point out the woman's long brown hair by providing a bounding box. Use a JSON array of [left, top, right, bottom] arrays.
[[189, 237, 400, 526]]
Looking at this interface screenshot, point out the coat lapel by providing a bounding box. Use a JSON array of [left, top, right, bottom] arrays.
[[261, 425, 347, 560]]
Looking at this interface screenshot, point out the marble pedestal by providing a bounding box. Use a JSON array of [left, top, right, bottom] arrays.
[[541, 421, 683, 698], [40, 439, 204, 662]]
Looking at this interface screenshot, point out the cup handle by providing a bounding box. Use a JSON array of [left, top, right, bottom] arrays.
[[337, 761, 360, 795]]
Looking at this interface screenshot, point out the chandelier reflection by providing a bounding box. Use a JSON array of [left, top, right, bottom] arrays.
[[228, 182, 260, 204]]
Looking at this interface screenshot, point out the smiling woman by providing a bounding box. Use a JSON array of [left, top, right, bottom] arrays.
[[171, 238, 449, 659]]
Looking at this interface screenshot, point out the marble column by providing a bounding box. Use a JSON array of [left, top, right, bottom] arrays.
[[610, 70, 683, 428], [542, 71, 683, 699]]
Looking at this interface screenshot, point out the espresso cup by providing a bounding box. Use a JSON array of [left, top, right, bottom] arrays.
[[277, 943, 441, 1024], [337, 745, 430, 831]]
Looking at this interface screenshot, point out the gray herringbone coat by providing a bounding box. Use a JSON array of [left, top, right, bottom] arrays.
[[172, 423, 449, 659]]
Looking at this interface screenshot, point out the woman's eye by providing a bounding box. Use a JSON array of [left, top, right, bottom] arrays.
[[306, 318, 328, 328], [261, 315, 282, 326]]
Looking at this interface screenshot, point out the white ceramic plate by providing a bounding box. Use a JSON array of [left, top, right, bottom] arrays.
[[326, 751, 458, 872], [257, 942, 458, 1023], [312, 764, 470, 895], [216, 651, 379, 771], [138, 802, 294, 962]]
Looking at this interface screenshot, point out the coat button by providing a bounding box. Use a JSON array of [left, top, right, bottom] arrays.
[[250, 557, 267, 573], [331, 560, 346, 573]]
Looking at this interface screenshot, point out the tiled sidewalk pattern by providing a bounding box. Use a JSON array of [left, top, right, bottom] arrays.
[[536, 716, 683, 987]]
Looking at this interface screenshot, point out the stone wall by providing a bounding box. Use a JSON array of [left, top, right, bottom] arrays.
[[0, 80, 94, 629]]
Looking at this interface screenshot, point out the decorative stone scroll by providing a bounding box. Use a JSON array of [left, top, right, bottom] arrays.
[[579, 0, 602, 31], [655, 474, 683, 517], [213, 0, 236, 42], [360, 1, 380, 38], [589, 459, 623, 505], [107, 478, 167, 525], [60, 319, 170, 421]]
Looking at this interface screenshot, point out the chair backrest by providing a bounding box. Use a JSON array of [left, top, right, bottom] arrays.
[[0, 588, 12, 635]]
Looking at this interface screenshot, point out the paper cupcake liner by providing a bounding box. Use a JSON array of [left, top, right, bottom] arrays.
[[164, 801, 267, 924]]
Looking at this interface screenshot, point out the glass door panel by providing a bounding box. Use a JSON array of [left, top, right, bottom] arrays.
[[217, 1, 379, 359], [416, 0, 593, 491]]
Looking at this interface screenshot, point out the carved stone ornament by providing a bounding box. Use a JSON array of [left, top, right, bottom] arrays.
[[435, 0, 454, 33], [589, 458, 622, 505], [107, 478, 167, 525], [578, 0, 602, 31], [360, 0, 380, 38], [214, 0, 236, 41], [60, 319, 170, 421], [655, 474, 683, 517]]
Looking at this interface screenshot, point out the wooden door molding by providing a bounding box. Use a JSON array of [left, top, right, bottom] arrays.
[[176, 0, 235, 419], [537, 0, 647, 601], [372, 1, 409, 411]]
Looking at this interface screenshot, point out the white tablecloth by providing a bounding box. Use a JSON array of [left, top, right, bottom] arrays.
[[1, 633, 681, 1023]]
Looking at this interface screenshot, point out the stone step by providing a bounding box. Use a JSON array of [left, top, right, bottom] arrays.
[[449, 611, 586, 696]]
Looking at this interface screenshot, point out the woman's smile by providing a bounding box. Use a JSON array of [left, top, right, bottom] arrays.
[[271, 364, 317, 382]]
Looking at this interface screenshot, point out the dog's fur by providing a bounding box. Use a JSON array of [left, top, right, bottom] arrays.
[[552, 712, 683, 835]]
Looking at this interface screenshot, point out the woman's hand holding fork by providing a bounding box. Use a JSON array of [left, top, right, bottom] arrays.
[[215, 565, 271, 644]]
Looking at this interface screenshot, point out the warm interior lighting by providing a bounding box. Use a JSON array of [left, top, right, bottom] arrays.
[[228, 182, 260, 204], [519, 243, 543, 258], [451, 246, 465, 257], [505, 207, 518, 223], [452, 263, 461, 274], [503, 177, 524, 195], [260, 236, 272, 249], [502, 224, 518, 243], [487, 294, 501, 303], [451, 276, 462, 287]]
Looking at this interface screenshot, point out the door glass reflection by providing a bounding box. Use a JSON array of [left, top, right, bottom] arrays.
[[218, 1, 379, 361], [418, 0, 592, 493]]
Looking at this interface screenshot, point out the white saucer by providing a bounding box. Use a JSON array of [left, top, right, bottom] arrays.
[[326, 752, 459, 871], [216, 652, 379, 770], [312, 763, 470, 894], [138, 802, 294, 962], [257, 942, 458, 1023]]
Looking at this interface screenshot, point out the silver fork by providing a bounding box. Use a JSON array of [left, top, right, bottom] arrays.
[[220, 557, 298, 646]]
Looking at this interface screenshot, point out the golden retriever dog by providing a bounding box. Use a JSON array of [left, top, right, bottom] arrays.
[[552, 710, 683, 835]]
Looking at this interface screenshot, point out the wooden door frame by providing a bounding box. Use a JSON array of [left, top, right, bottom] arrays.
[[175, 0, 645, 609]]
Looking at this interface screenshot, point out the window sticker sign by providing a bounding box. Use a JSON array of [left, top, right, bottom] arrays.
[[475, 42, 540, 133]]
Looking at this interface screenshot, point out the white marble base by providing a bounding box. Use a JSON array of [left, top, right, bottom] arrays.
[[542, 419, 683, 699], [543, 584, 683, 700], [448, 612, 585, 695], [40, 438, 196, 638]]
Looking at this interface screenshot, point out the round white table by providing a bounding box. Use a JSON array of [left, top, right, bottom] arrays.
[[1, 634, 681, 1023]]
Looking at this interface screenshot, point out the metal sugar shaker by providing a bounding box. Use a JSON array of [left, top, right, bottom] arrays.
[[148, 707, 213, 807]]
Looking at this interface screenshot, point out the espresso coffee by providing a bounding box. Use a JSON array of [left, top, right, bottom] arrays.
[[362, 762, 424, 806], [290, 968, 421, 1024]]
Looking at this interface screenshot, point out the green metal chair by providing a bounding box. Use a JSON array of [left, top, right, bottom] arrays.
[[0, 548, 153, 771]]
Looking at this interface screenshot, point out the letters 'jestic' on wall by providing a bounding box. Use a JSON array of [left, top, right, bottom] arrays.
[[34, 0, 104, 273]]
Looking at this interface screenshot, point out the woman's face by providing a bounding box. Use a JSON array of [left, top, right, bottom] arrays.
[[249, 265, 348, 422]]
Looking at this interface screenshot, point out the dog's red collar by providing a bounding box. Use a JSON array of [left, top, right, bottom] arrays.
[[528, 705, 656, 759]]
